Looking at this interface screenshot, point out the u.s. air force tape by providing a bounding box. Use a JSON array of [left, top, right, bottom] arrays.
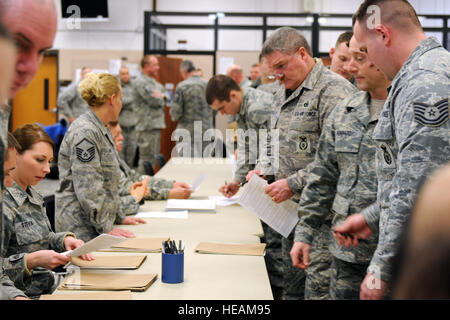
[[413, 98, 449, 127], [75, 138, 96, 162]]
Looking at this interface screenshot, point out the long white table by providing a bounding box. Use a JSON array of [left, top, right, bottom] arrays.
[[51, 157, 273, 300]]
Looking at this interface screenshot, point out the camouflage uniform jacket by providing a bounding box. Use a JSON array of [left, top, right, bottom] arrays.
[[118, 80, 138, 128], [57, 81, 89, 120], [233, 87, 273, 183], [257, 81, 282, 96], [170, 75, 214, 134], [116, 156, 174, 217], [2, 182, 74, 295], [257, 58, 357, 201], [368, 37, 450, 282], [55, 109, 121, 242], [294, 91, 380, 263], [132, 73, 166, 131], [0, 104, 26, 299]]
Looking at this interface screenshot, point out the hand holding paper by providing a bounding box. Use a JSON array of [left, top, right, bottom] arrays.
[[62, 234, 127, 258], [190, 174, 207, 192]]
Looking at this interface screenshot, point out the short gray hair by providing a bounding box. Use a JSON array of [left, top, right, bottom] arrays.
[[261, 27, 313, 58], [180, 60, 196, 73]]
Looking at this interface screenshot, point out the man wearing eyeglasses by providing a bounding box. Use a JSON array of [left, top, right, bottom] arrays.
[[248, 27, 357, 300]]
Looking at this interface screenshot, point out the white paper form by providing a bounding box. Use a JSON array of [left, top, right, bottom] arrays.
[[209, 195, 239, 207], [62, 234, 127, 257], [237, 174, 299, 238], [190, 174, 207, 192], [165, 199, 216, 212], [135, 211, 188, 219]]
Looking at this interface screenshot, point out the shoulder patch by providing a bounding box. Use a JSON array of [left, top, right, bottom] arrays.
[[413, 99, 449, 127], [75, 138, 96, 162]]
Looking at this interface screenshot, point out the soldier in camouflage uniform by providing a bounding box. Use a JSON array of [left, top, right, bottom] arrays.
[[57, 67, 91, 124], [133, 55, 168, 174], [291, 36, 391, 299], [55, 73, 145, 242], [205, 74, 283, 297], [335, 0, 450, 300], [118, 66, 138, 168], [251, 27, 357, 300], [108, 121, 191, 217], [2, 124, 88, 298], [226, 64, 253, 124], [170, 60, 214, 158], [0, 0, 58, 299]]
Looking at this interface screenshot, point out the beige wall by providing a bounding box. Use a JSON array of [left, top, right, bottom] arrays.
[[58, 49, 144, 81], [58, 49, 260, 146]]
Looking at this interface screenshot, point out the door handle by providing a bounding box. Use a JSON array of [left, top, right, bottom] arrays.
[[44, 78, 49, 110]]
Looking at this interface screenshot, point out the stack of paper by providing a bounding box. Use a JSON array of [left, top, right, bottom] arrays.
[[40, 291, 132, 300], [165, 199, 216, 213], [59, 272, 157, 292], [70, 255, 147, 270], [98, 237, 169, 253], [194, 242, 266, 256], [237, 174, 299, 238], [135, 210, 188, 219]]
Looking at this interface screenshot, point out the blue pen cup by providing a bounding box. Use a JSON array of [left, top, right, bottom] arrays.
[[161, 251, 184, 284]]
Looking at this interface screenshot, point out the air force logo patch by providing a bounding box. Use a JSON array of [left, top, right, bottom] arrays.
[[76, 138, 96, 162], [296, 135, 311, 153], [413, 99, 449, 127]]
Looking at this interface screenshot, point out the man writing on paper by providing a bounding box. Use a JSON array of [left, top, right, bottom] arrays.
[[290, 35, 390, 299], [205, 74, 282, 297], [247, 27, 357, 300]]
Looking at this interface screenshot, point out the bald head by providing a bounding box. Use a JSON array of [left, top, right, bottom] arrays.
[[226, 64, 246, 84], [0, 0, 58, 98]]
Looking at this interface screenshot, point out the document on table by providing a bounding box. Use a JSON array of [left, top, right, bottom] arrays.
[[209, 195, 239, 206], [237, 174, 299, 238], [165, 199, 216, 213], [62, 234, 127, 257], [190, 174, 207, 192], [135, 210, 188, 219]]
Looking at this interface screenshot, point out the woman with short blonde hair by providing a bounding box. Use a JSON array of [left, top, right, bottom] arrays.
[[55, 73, 144, 242]]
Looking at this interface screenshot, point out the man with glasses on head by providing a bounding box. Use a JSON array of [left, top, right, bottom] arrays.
[[247, 27, 357, 300]]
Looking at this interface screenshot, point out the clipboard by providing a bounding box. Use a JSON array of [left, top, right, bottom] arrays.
[[194, 242, 266, 256]]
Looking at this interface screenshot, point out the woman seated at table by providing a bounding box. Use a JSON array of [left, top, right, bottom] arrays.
[[55, 72, 145, 242], [2, 124, 92, 298], [107, 121, 191, 217]]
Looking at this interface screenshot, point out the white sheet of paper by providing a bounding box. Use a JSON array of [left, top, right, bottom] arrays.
[[237, 175, 299, 238], [62, 234, 127, 257], [209, 195, 239, 206], [165, 199, 216, 212], [135, 211, 188, 219], [191, 174, 207, 192]]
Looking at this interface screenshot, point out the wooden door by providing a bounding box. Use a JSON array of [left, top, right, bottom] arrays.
[[155, 56, 184, 167], [11, 51, 58, 131]]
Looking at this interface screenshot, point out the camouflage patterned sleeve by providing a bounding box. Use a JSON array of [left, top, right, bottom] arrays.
[[57, 83, 77, 119], [48, 231, 75, 252], [360, 202, 380, 235], [234, 103, 271, 183], [294, 107, 340, 244], [369, 77, 450, 282], [169, 86, 184, 122], [0, 273, 27, 299], [116, 195, 140, 219], [71, 131, 116, 234], [146, 177, 173, 200], [133, 81, 165, 109]]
